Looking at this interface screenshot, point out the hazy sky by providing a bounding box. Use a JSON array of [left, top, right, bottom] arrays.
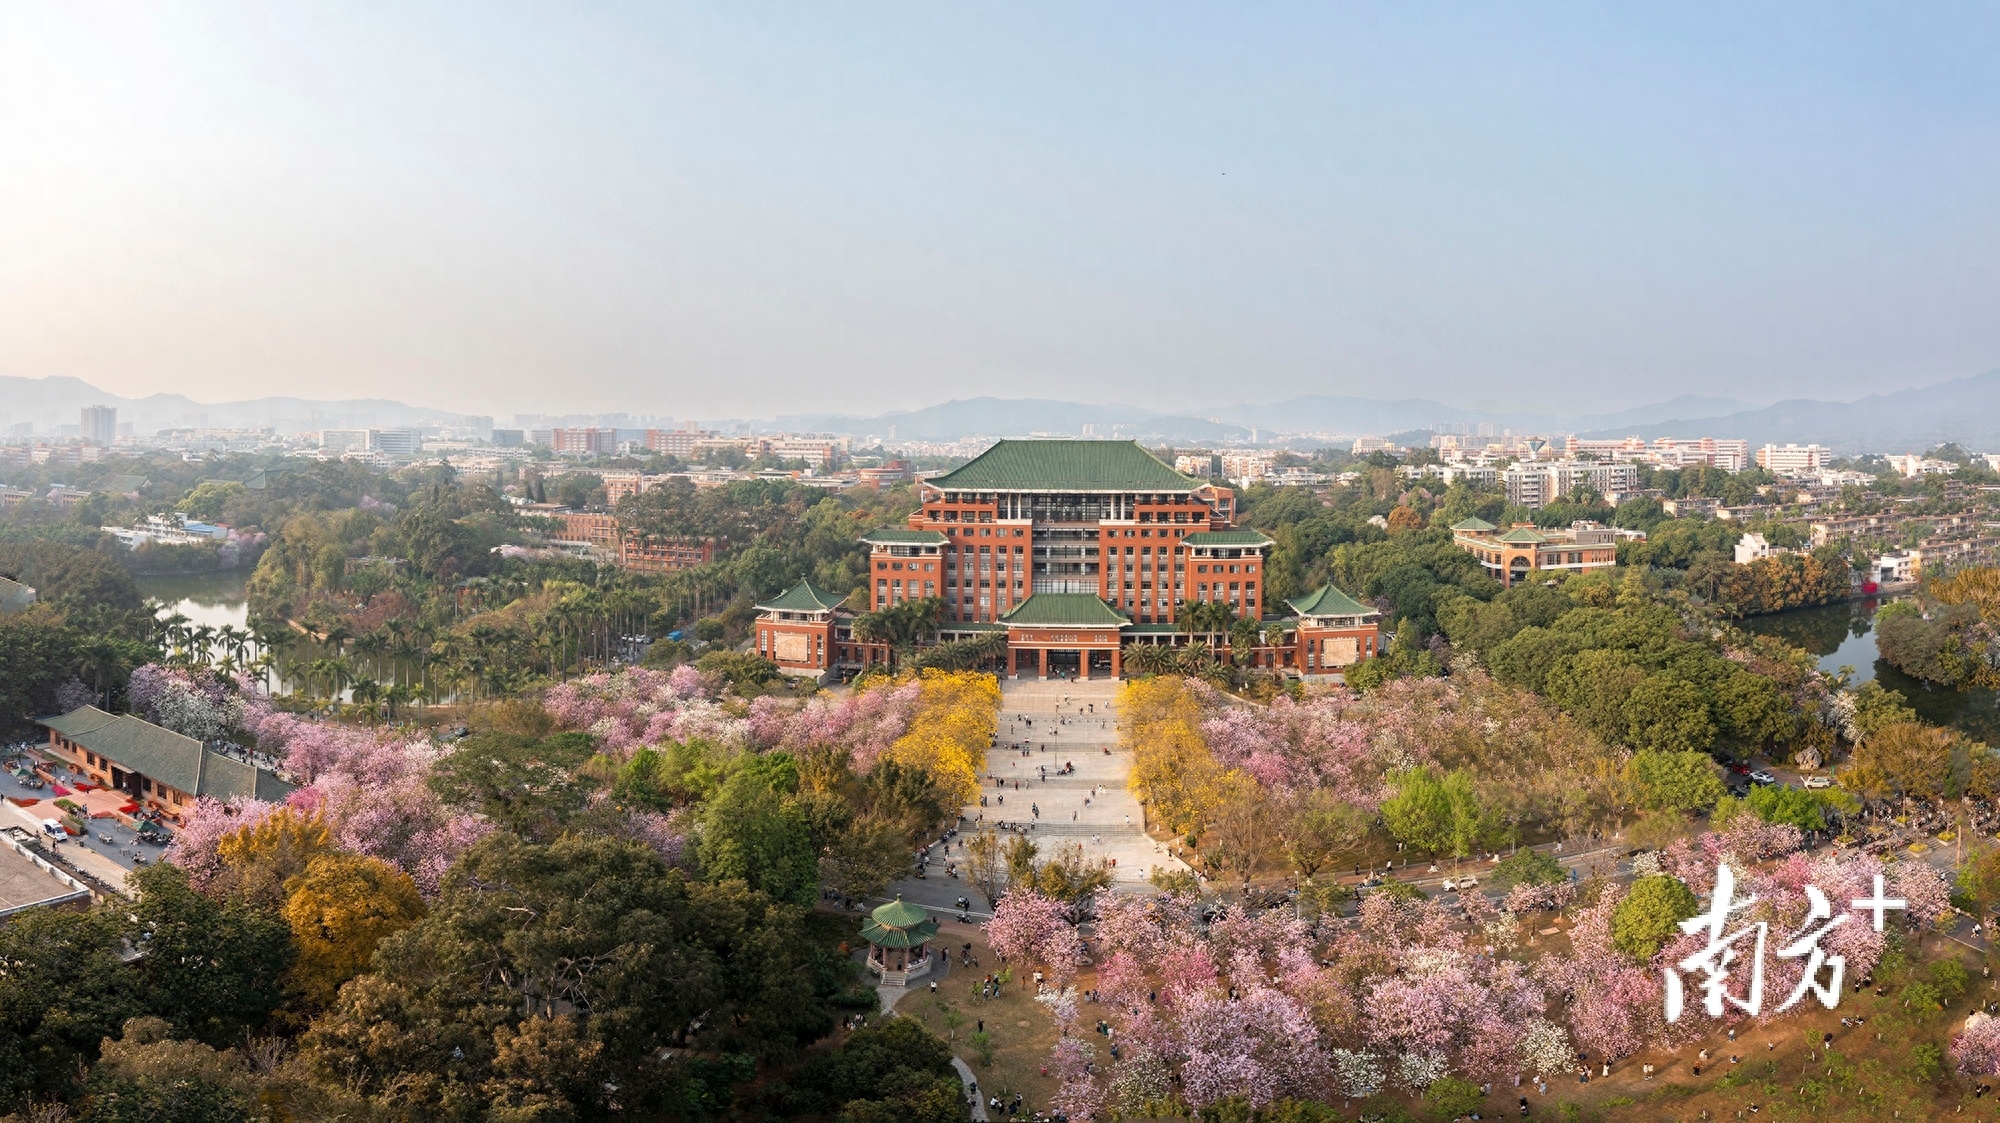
[[3, 4, 1997, 419]]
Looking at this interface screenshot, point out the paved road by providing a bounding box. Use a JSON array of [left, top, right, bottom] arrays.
[[951, 1057, 990, 1121], [873, 677, 1191, 919]]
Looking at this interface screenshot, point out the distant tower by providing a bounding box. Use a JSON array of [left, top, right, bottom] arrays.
[[81, 405, 117, 446]]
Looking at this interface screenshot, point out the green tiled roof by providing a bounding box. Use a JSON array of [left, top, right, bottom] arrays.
[[860, 528, 949, 545], [871, 897, 930, 928], [41, 706, 296, 803], [929, 440, 1198, 492], [1287, 585, 1376, 618], [1497, 527, 1548, 544], [999, 594, 1130, 628], [90, 474, 150, 496], [755, 580, 846, 613], [861, 897, 940, 947], [1451, 516, 1497, 532], [1183, 529, 1273, 548]]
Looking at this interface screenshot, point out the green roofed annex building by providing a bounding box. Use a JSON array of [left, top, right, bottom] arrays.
[[39, 706, 296, 828], [753, 440, 1382, 680]]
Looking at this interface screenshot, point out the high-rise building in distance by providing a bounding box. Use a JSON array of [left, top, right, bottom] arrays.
[[80, 405, 117, 446]]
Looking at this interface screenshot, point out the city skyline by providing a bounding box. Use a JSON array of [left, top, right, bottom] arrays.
[[3, 5, 1998, 417]]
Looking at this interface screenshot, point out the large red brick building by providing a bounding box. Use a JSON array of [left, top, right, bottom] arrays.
[[550, 510, 718, 576], [762, 440, 1379, 682], [865, 439, 1257, 625]]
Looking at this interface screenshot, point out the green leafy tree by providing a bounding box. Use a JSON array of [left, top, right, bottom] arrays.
[[429, 732, 600, 841], [697, 769, 819, 906], [1381, 767, 1487, 857], [1611, 875, 1699, 962], [1623, 676, 1716, 754], [0, 907, 143, 1106], [125, 864, 296, 1047], [1629, 750, 1727, 815], [301, 833, 839, 1120], [1489, 850, 1565, 891], [75, 1017, 255, 1123], [790, 1016, 967, 1123]]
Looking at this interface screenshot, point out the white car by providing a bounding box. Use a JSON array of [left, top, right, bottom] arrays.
[[1801, 775, 1833, 790], [1749, 770, 1778, 785]]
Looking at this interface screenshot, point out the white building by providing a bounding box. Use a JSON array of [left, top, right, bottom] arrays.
[[103, 514, 231, 549], [1873, 549, 1922, 585], [1733, 532, 1782, 564], [1884, 454, 1956, 478], [1756, 444, 1828, 474], [367, 429, 424, 457], [1503, 460, 1640, 509], [1563, 436, 1748, 472], [319, 429, 370, 453]]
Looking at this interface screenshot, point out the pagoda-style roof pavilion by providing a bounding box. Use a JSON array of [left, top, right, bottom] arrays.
[[860, 897, 940, 984]]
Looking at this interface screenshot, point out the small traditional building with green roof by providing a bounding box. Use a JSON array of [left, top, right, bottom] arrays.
[[860, 896, 940, 984], [1287, 585, 1384, 675], [752, 580, 849, 683], [1452, 518, 1620, 588]]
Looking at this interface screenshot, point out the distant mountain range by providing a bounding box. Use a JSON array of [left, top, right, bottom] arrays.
[[773, 392, 1770, 446], [0, 375, 470, 435], [1577, 369, 2000, 452], [5, 369, 1999, 453]]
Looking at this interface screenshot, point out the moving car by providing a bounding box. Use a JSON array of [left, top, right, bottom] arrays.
[[1801, 775, 1833, 789]]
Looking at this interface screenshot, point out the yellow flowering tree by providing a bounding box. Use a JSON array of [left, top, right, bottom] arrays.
[[880, 669, 999, 809], [1119, 677, 1245, 841]]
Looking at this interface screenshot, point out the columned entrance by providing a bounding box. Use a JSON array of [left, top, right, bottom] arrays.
[[997, 593, 1132, 681]]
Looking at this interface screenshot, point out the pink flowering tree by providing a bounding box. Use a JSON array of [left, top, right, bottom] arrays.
[[988, 890, 1086, 985], [543, 666, 744, 754], [128, 664, 245, 742], [164, 796, 279, 892], [1955, 1013, 2000, 1075], [1047, 1037, 1105, 1120]]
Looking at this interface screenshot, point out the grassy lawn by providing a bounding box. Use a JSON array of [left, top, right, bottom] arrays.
[[889, 916, 1064, 1115]]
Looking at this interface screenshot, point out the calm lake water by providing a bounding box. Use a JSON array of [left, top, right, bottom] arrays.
[[135, 570, 253, 634], [1739, 597, 2000, 744], [135, 570, 451, 703]]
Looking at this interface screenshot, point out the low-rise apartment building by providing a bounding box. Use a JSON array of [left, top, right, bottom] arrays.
[[548, 510, 720, 575], [1756, 444, 1829, 474], [1503, 460, 1640, 509]]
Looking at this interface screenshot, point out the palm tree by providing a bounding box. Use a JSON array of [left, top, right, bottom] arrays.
[[158, 612, 191, 658], [383, 682, 416, 722], [321, 622, 353, 653], [189, 624, 218, 667], [1121, 642, 1169, 677], [1228, 615, 1263, 667], [349, 679, 383, 723]]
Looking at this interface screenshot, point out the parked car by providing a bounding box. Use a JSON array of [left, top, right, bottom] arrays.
[[1802, 775, 1833, 789], [1728, 763, 1751, 776], [1749, 770, 1778, 785]]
